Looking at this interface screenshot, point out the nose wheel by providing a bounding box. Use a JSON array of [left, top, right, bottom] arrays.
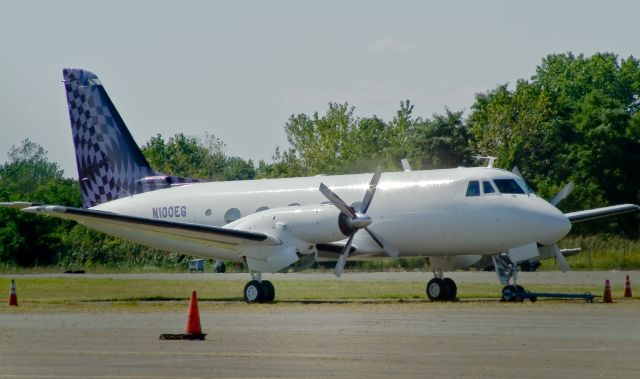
[[426, 277, 458, 301], [501, 285, 525, 302]]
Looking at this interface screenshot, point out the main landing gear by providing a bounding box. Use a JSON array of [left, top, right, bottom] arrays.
[[243, 272, 275, 303], [426, 272, 458, 301], [214, 260, 226, 273]]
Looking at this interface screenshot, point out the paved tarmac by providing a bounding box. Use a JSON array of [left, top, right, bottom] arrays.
[[1, 272, 639, 378], [3, 270, 638, 285]]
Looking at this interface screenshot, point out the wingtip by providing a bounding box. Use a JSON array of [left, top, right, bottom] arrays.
[[0, 202, 34, 209], [21, 205, 67, 214]]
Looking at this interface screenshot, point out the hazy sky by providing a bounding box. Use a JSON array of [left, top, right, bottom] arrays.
[[1, 0, 639, 178]]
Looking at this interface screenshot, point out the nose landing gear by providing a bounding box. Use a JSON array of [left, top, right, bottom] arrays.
[[501, 284, 526, 302]]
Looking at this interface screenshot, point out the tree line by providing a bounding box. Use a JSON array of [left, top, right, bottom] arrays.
[[1, 52, 639, 268]]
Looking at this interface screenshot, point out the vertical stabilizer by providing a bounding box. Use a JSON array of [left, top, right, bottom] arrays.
[[63, 68, 201, 208], [63, 68, 155, 208]]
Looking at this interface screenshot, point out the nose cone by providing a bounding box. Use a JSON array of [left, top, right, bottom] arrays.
[[530, 198, 572, 244]]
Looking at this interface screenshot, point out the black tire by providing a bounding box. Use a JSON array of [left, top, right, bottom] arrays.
[[244, 280, 265, 303], [262, 280, 275, 302], [515, 285, 526, 302], [426, 278, 448, 301], [501, 285, 518, 302], [215, 263, 226, 273], [443, 278, 457, 301]]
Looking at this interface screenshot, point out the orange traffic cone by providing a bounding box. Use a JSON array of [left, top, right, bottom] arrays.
[[623, 275, 633, 298], [159, 290, 206, 340], [185, 290, 202, 335], [8, 280, 17, 306], [603, 279, 613, 303]]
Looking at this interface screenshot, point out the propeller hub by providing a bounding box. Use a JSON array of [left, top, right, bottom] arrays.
[[338, 212, 372, 236], [350, 213, 372, 229]]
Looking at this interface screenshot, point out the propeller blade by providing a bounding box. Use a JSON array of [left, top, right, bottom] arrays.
[[365, 228, 399, 258], [554, 244, 570, 272], [401, 159, 412, 172], [319, 183, 356, 218], [361, 167, 382, 213], [333, 235, 354, 277], [511, 166, 523, 178], [550, 181, 575, 207]]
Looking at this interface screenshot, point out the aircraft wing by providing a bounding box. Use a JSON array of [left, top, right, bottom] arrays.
[[20, 205, 281, 248], [565, 204, 640, 223], [0, 202, 38, 209]]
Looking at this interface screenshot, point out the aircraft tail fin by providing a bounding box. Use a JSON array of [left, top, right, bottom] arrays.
[[62, 68, 199, 208]]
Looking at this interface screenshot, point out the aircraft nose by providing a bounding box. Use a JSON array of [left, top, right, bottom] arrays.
[[533, 200, 572, 244]]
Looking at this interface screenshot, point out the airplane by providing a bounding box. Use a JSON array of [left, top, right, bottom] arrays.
[[2, 68, 639, 303]]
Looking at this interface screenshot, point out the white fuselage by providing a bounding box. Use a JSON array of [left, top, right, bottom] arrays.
[[92, 167, 571, 261]]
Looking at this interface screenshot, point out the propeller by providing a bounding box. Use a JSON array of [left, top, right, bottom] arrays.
[[550, 181, 575, 207], [512, 166, 574, 207], [555, 246, 570, 272], [319, 167, 398, 277], [511, 166, 523, 178]]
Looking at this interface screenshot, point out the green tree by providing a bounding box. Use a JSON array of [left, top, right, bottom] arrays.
[[256, 147, 305, 179], [408, 109, 473, 169], [224, 156, 256, 180], [0, 139, 80, 266], [468, 53, 640, 235], [141, 133, 228, 179]]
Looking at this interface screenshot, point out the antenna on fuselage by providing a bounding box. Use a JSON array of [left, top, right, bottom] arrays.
[[473, 155, 497, 168]]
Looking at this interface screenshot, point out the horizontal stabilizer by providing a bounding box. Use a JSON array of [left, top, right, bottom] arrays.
[[565, 204, 640, 223]]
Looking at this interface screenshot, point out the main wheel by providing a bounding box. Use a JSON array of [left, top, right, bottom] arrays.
[[501, 285, 519, 302], [262, 280, 275, 302], [215, 262, 226, 273], [426, 278, 448, 301], [443, 278, 457, 301], [244, 280, 265, 303]]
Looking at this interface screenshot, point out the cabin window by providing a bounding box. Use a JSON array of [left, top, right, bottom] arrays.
[[465, 181, 481, 197], [288, 202, 301, 206], [255, 206, 269, 213], [224, 208, 241, 223], [494, 179, 525, 194], [482, 181, 496, 194], [205, 209, 212, 217]]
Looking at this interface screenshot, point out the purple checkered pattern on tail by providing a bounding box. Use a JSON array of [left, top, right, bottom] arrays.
[[63, 68, 200, 208]]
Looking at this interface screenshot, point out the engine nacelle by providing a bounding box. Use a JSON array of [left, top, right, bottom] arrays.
[[227, 204, 347, 247]]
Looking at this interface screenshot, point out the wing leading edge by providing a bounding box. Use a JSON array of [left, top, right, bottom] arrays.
[[21, 205, 280, 252], [565, 204, 640, 223]]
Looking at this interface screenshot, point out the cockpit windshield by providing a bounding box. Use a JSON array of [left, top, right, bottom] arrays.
[[493, 179, 526, 194]]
